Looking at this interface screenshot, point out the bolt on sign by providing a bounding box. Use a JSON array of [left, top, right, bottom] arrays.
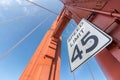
[[67, 18, 112, 71]]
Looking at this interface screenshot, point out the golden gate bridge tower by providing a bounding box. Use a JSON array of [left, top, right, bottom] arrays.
[[20, 0, 120, 80]]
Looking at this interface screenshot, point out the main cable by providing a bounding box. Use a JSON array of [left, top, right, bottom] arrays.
[[26, 0, 58, 15], [0, 15, 50, 60]]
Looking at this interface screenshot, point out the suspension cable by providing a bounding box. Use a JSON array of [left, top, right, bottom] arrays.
[[0, 0, 58, 24], [0, 10, 38, 24], [25, 0, 58, 15], [70, 21, 96, 80], [70, 21, 95, 80], [87, 63, 95, 80], [72, 72, 76, 80], [0, 15, 50, 60], [0, 5, 34, 8]]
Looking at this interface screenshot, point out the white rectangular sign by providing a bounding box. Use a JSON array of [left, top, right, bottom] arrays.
[[67, 18, 112, 71]]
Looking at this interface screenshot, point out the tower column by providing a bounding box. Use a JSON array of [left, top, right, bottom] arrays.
[[20, 7, 71, 80]]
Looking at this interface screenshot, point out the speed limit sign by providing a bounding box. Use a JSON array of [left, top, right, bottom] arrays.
[[67, 18, 112, 71]]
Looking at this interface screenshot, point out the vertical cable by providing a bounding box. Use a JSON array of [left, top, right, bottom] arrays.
[[87, 63, 95, 80], [70, 20, 96, 80], [72, 72, 76, 80]]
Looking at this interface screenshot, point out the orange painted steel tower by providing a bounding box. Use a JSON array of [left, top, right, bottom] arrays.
[[20, 0, 120, 80]]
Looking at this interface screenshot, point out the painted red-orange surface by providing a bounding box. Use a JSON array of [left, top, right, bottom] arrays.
[[20, 0, 120, 80], [20, 8, 71, 80], [62, 0, 120, 79]]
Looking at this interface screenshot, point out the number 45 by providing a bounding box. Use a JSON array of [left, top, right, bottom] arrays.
[[71, 31, 98, 63]]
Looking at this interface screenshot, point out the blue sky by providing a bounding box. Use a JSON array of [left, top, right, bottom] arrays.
[[0, 0, 106, 80]]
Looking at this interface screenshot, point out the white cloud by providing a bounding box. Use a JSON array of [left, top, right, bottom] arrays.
[[0, 0, 37, 15], [0, 0, 13, 10], [0, 13, 5, 20], [16, 0, 22, 5], [23, 7, 30, 14], [28, 0, 34, 1], [0, 0, 12, 6]]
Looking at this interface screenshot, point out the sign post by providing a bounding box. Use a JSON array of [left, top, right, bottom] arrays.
[[67, 19, 112, 71]]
